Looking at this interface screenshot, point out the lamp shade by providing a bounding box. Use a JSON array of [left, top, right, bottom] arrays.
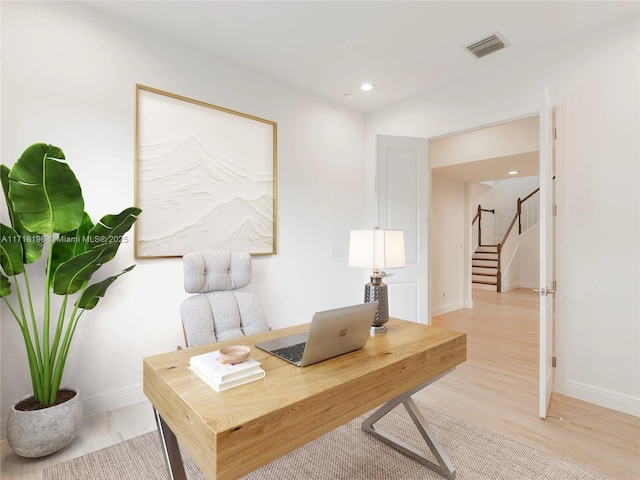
[[348, 229, 405, 269]]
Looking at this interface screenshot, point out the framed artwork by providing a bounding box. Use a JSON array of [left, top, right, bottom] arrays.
[[135, 85, 277, 258]]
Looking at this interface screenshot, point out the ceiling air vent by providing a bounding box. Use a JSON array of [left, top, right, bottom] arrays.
[[466, 33, 508, 59]]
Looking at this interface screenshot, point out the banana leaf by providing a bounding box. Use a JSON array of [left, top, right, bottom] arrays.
[[0, 273, 11, 297], [52, 244, 118, 295], [50, 213, 95, 277], [0, 223, 25, 277], [86, 207, 141, 258], [76, 265, 135, 310], [7, 143, 84, 234], [1, 165, 44, 263]]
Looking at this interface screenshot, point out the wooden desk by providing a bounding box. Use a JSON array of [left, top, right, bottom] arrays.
[[143, 318, 466, 480]]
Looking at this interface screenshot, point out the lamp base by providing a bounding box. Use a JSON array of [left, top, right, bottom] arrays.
[[364, 276, 389, 333], [370, 324, 388, 334]]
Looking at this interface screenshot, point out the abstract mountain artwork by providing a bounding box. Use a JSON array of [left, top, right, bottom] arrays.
[[135, 86, 277, 257]]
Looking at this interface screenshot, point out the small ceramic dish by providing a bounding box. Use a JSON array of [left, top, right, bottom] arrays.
[[219, 345, 251, 363]]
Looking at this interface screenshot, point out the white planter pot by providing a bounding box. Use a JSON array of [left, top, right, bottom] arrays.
[[7, 388, 83, 458]]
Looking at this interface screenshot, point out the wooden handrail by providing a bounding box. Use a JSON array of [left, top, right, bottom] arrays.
[[499, 211, 519, 249], [521, 187, 540, 203]]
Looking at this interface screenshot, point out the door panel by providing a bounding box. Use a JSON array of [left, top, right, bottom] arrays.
[[377, 135, 428, 323], [539, 86, 555, 418]]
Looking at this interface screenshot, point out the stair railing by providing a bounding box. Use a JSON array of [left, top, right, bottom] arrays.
[[519, 187, 540, 234], [472, 204, 495, 248], [474, 187, 540, 292]]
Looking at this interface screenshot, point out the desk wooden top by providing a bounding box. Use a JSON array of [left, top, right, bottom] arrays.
[[143, 318, 466, 479]]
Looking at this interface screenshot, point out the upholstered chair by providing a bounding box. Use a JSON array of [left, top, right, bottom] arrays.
[[180, 250, 269, 347]]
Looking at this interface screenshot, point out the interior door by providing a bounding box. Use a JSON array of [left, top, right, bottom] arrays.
[[377, 135, 428, 323], [538, 86, 556, 418]]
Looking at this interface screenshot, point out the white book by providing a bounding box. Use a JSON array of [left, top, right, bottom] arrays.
[[189, 350, 262, 383], [190, 363, 265, 392]]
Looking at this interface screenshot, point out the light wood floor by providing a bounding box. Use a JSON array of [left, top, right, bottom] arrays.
[[1, 400, 157, 479], [418, 288, 639, 480], [1, 288, 638, 479]]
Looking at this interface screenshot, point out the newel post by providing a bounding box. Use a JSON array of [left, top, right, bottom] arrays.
[[477, 204, 482, 246], [496, 243, 502, 292]]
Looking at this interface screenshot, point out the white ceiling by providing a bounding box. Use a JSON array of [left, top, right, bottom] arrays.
[[85, 1, 639, 113], [81, 1, 637, 183]]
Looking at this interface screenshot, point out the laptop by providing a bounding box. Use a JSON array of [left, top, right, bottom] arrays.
[[255, 302, 378, 367]]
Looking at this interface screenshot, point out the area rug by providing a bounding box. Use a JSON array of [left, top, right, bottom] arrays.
[[43, 400, 605, 480]]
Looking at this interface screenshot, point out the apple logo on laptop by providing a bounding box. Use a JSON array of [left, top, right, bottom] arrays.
[[339, 328, 347, 337]]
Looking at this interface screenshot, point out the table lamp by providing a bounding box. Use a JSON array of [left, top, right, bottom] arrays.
[[348, 228, 405, 333]]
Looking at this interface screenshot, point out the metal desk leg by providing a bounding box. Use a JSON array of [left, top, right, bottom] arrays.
[[154, 407, 188, 480], [361, 371, 457, 480]]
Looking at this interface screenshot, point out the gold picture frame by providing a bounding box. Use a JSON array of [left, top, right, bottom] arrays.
[[134, 85, 277, 258]]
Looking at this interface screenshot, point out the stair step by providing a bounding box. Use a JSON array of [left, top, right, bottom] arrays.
[[472, 278, 497, 285], [475, 245, 498, 253], [472, 259, 498, 268], [471, 270, 498, 278], [474, 245, 499, 292], [473, 253, 498, 260]]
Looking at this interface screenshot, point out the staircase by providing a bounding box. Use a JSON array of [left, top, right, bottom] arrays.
[[471, 188, 540, 293], [472, 245, 499, 290]]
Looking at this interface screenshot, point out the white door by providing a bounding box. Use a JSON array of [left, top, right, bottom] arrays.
[[538, 86, 556, 418], [377, 135, 429, 323]]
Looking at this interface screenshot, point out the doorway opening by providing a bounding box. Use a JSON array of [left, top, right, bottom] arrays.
[[428, 114, 540, 311], [427, 104, 559, 418]]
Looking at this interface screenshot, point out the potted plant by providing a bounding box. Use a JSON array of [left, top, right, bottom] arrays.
[[0, 143, 140, 457]]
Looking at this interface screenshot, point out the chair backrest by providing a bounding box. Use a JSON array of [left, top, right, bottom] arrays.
[[180, 250, 269, 347]]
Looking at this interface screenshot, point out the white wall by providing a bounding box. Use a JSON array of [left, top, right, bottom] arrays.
[[430, 176, 465, 315], [0, 2, 367, 435], [364, 14, 639, 415]]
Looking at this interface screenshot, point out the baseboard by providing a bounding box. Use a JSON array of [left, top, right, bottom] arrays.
[[500, 282, 520, 292], [562, 380, 640, 417], [82, 384, 146, 417], [431, 300, 464, 317], [499, 282, 536, 293], [1, 384, 146, 440]]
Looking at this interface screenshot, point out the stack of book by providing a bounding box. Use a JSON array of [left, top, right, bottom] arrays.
[[189, 350, 265, 391]]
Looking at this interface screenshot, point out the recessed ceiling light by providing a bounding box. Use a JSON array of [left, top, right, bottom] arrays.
[[360, 83, 374, 91], [508, 170, 519, 175]]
